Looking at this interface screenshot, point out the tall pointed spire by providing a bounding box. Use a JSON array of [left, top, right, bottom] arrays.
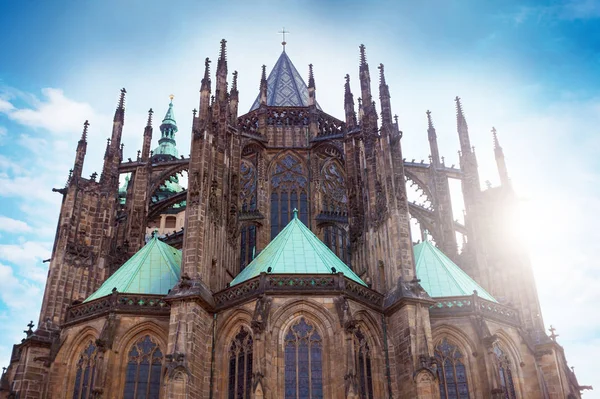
[[344, 74, 357, 128], [492, 127, 510, 187], [153, 96, 179, 160], [358, 44, 372, 108], [259, 64, 268, 106], [114, 88, 126, 123], [308, 64, 316, 106], [427, 110, 440, 165], [455, 96, 472, 154], [216, 39, 228, 102], [72, 120, 88, 180], [141, 109, 153, 161], [378, 63, 392, 126], [199, 57, 211, 121], [229, 70, 239, 123]]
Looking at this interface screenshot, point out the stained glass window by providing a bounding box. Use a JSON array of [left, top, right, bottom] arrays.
[[123, 335, 163, 399], [240, 159, 257, 212], [271, 154, 308, 238], [73, 341, 98, 399], [284, 318, 323, 399], [354, 328, 374, 399], [435, 339, 470, 399], [228, 327, 253, 399], [321, 160, 348, 213], [240, 224, 257, 271], [493, 343, 517, 399]]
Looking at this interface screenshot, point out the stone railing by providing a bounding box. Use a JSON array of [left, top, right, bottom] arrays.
[[214, 273, 383, 310], [429, 293, 520, 326], [65, 292, 170, 325]]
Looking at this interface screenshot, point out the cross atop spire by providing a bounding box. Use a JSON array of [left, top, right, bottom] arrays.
[[279, 27, 290, 51]]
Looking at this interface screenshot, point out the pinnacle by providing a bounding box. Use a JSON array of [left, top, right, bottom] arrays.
[[81, 120, 89, 142], [378, 63, 386, 85], [344, 74, 351, 94], [492, 127, 501, 149], [219, 39, 227, 61], [359, 44, 367, 66], [261, 64, 267, 82], [232, 71, 238, 92], [147, 108, 154, 127], [203, 58, 211, 81], [118, 88, 126, 109], [308, 64, 315, 89], [426, 110, 434, 130]]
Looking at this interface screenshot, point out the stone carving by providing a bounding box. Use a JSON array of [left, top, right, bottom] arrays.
[[251, 295, 272, 334], [208, 179, 219, 220], [96, 312, 119, 352], [188, 171, 201, 206], [334, 296, 357, 332]]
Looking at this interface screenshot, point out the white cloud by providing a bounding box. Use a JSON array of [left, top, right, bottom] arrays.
[[0, 216, 32, 233], [0, 98, 14, 113]]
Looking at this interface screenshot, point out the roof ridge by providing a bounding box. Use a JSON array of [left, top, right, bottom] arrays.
[[120, 236, 157, 292], [154, 239, 181, 281], [268, 218, 297, 271]]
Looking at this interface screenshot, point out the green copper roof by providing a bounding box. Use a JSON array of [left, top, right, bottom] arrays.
[[85, 236, 181, 302], [414, 239, 496, 302], [231, 211, 366, 286], [154, 99, 179, 158]]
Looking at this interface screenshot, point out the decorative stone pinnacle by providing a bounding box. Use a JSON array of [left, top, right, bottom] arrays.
[[378, 63, 386, 85], [203, 57, 211, 80], [549, 325, 559, 341], [359, 44, 367, 66], [81, 120, 89, 141], [219, 39, 227, 61], [147, 108, 153, 127], [192, 108, 197, 117], [426, 110, 434, 129], [261, 65, 267, 81], [118, 88, 126, 109], [492, 127, 501, 149], [394, 114, 399, 125], [308, 64, 315, 88], [232, 71, 238, 91]]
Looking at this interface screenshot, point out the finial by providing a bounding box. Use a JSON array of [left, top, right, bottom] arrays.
[[81, 120, 89, 141], [422, 229, 429, 241], [359, 44, 367, 66], [455, 96, 463, 114], [192, 108, 197, 118], [261, 64, 267, 82], [219, 39, 227, 61], [169, 94, 174, 103], [278, 27, 290, 50], [147, 108, 153, 127], [378, 63, 386, 85], [549, 325, 559, 341], [492, 127, 501, 149], [394, 114, 399, 125], [232, 70, 238, 91], [308, 64, 315, 89], [426, 110, 434, 129], [24, 320, 34, 337], [293, 208, 298, 219], [203, 57, 211, 80], [118, 88, 126, 109]]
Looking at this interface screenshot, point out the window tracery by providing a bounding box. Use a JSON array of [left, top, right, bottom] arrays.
[[493, 343, 517, 399], [240, 224, 257, 271], [324, 224, 350, 265], [353, 328, 374, 399], [435, 338, 470, 399], [284, 318, 323, 399], [270, 154, 308, 238], [123, 335, 163, 399], [321, 160, 347, 214], [240, 159, 257, 212], [228, 327, 253, 399], [73, 341, 99, 399]]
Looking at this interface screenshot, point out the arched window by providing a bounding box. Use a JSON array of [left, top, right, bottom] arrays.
[[435, 338, 470, 399], [228, 327, 253, 399], [284, 318, 323, 399], [123, 335, 163, 399], [240, 159, 258, 212], [321, 160, 347, 214], [323, 225, 350, 265], [271, 154, 308, 238], [354, 328, 374, 399], [493, 343, 517, 399], [240, 224, 257, 271], [73, 341, 98, 399]]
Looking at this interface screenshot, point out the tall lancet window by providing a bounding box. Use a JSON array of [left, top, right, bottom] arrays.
[[228, 327, 253, 399], [284, 318, 323, 399], [321, 160, 350, 264], [493, 343, 517, 399], [73, 341, 98, 399], [123, 335, 163, 399], [270, 154, 308, 238], [435, 338, 470, 399], [354, 328, 374, 399], [240, 157, 258, 271]]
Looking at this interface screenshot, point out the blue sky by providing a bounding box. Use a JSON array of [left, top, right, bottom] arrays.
[[0, 0, 599, 394]]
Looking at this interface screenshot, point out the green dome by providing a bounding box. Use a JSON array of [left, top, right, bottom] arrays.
[[231, 211, 365, 286], [414, 239, 496, 302], [85, 236, 181, 302]]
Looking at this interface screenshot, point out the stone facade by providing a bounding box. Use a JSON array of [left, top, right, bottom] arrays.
[[0, 40, 588, 399]]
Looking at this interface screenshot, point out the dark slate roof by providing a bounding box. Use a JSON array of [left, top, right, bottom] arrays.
[[249, 51, 321, 111]]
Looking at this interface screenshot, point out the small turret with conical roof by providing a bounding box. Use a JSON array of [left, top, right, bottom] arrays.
[[153, 95, 179, 161]]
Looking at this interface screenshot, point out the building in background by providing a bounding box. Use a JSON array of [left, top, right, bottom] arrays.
[[0, 39, 589, 399]]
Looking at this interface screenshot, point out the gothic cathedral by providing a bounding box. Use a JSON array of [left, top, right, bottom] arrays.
[[0, 39, 588, 399]]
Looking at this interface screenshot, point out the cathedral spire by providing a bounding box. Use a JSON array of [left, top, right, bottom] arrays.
[[216, 39, 228, 102], [114, 88, 126, 123], [308, 64, 316, 106], [141, 108, 153, 161], [229, 71, 239, 123], [72, 120, 88, 180], [199, 58, 211, 121], [427, 110, 441, 165], [455, 96, 472, 155], [492, 127, 510, 187], [344, 74, 357, 128], [154, 96, 179, 160], [378, 63, 392, 126], [259, 64, 268, 106], [358, 44, 373, 109]]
